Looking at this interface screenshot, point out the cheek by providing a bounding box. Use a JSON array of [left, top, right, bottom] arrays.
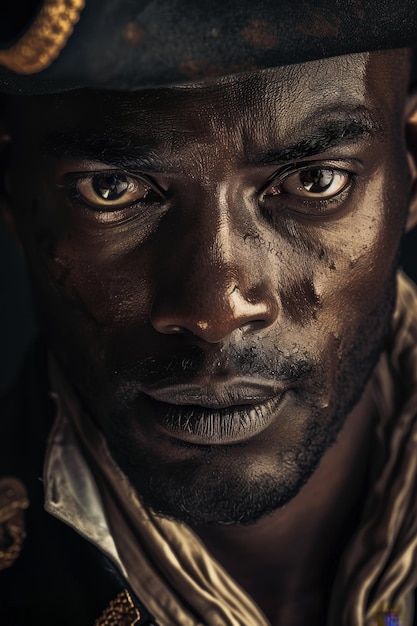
[[18, 209, 156, 374], [270, 170, 407, 340], [27, 249, 158, 389], [14, 185, 156, 329], [34, 252, 154, 335]]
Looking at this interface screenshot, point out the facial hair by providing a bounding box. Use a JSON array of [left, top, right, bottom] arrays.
[[101, 268, 396, 527]]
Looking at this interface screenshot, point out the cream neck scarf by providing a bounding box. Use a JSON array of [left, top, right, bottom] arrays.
[[45, 272, 417, 626]]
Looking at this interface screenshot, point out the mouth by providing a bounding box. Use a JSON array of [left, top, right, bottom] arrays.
[[144, 383, 289, 445]]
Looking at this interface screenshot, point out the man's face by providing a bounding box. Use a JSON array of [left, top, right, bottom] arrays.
[[6, 50, 412, 524]]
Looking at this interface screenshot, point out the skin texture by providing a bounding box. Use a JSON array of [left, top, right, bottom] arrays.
[[2, 49, 417, 624]]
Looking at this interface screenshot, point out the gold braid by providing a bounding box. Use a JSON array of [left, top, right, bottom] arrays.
[[94, 590, 141, 626], [0, 0, 85, 75]]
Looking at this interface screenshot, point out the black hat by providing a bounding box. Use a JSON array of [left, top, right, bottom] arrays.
[[0, 0, 416, 94]]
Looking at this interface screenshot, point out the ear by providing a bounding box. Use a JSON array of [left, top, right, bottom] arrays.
[[0, 116, 21, 248], [405, 87, 417, 232]]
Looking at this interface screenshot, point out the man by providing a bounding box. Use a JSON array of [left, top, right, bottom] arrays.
[[1, 1, 417, 625]]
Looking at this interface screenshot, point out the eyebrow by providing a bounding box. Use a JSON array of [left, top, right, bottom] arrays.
[[42, 107, 385, 172], [42, 131, 178, 172], [254, 109, 386, 166]]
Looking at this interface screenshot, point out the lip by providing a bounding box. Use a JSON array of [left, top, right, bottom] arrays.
[[144, 383, 289, 445], [146, 381, 287, 408]]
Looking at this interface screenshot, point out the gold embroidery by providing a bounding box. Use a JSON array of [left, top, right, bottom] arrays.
[[0, 0, 85, 75], [0, 477, 29, 571], [95, 589, 141, 626]]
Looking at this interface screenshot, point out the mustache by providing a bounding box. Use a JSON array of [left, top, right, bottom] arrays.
[[114, 341, 317, 396]]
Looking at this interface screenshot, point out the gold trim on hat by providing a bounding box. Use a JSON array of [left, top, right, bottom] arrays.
[[0, 0, 85, 75], [0, 477, 29, 571], [95, 589, 141, 626]]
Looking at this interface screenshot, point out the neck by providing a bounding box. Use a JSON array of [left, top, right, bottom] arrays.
[[192, 378, 377, 625]]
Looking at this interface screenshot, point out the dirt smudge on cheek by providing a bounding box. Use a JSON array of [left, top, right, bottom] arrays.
[[279, 277, 321, 326], [242, 229, 324, 325], [242, 232, 286, 261]]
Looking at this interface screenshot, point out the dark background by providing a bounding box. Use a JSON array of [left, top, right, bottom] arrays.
[[0, 222, 37, 393], [1, 221, 417, 394]]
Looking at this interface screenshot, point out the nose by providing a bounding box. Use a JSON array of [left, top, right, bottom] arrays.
[[152, 280, 277, 343], [150, 212, 279, 343]]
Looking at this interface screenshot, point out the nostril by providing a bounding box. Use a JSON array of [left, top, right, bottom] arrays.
[[151, 277, 279, 341], [239, 318, 271, 334]]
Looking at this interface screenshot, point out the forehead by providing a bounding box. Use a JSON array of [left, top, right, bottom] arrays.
[[8, 50, 409, 160]]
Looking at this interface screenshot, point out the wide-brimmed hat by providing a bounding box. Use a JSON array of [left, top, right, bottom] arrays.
[[0, 0, 416, 94]]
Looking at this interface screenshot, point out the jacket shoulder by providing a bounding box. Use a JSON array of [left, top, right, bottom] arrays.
[[0, 346, 157, 625]]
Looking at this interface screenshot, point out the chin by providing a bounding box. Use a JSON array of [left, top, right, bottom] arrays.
[[105, 400, 345, 526], [96, 269, 397, 526]]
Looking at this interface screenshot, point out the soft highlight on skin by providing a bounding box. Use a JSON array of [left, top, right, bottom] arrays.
[[1, 50, 414, 532]]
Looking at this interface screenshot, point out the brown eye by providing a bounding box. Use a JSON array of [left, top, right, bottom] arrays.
[[266, 167, 351, 199], [76, 172, 160, 209]]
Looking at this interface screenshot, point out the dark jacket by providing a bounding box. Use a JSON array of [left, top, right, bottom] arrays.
[[0, 346, 157, 626], [2, 345, 417, 626]]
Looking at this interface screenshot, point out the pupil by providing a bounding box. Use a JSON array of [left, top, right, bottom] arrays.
[[93, 174, 129, 200], [301, 168, 333, 192]]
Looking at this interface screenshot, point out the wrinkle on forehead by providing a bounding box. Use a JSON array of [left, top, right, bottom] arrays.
[[6, 49, 411, 128], [7, 49, 411, 185], [92, 51, 381, 142], [73, 52, 372, 132]]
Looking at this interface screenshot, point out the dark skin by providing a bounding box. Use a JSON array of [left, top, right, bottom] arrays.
[[2, 50, 417, 624]]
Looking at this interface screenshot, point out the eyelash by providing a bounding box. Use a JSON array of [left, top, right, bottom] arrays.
[[61, 161, 356, 224], [259, 162, 356, 218], [63, 171, 164, 212]]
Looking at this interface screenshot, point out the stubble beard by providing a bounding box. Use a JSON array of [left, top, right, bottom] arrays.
[[103, 274, 397, 527]]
